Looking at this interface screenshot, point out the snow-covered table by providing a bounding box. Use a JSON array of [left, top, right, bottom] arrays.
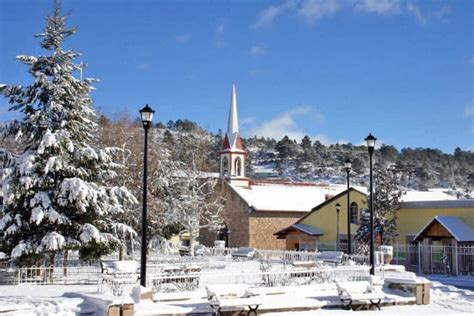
[[99, 260, 139, 295]]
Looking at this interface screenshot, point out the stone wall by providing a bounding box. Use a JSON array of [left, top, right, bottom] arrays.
[[248, 212, 305, 250], [199, 179, 250, 248]]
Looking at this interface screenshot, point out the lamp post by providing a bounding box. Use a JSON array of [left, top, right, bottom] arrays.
[[365, 133, 377, 275], [139, 104, 155, 287], [335, 203, 341, 251], [344, 158, 352, 255]]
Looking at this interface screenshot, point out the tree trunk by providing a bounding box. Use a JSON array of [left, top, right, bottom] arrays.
[[63, 249, 68, 277], [119, 244, 124, 261], [189, 233, 196, 256], [49, 252, 55, 282]]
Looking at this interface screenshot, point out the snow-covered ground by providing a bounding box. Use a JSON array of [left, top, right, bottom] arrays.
[[0, 280, 473, 315], [0, 256, 473, 315]]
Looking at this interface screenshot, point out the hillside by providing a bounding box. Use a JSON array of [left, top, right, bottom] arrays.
[[1, 117, 473, 198]]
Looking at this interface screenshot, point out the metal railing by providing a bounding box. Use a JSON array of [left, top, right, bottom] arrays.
[[150, 265, 371, 292], [392, 244, 474, 275], [17, 265, 101, 285], [8, 243, 474, 287]]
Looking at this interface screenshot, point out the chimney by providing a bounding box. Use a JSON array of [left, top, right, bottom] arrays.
[[325, 194, 335, 201]]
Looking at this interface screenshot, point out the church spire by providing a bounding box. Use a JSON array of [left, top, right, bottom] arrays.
[[220, 84, 248, 185], [222, 83, 243, 151], [227, 83, 239, 135]]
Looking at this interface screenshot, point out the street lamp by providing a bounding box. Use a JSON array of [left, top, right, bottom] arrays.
[[335, 203, 341, 251], [365, 133, 377, 275], [344, 158, 352, 255], [139, 104, 155, 287]]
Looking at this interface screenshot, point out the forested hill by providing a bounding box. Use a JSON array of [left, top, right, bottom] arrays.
[[161, 119, 473, 197], [1, 117, 473, 197]]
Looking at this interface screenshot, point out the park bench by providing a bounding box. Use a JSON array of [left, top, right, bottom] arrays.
[[99, 260, 139, 295], [316, 251, 344, 265], [152, 264, 201, 292], [231, 247, 256, 260], [336, 281, 384, 310], [206, 285, 261, 316]]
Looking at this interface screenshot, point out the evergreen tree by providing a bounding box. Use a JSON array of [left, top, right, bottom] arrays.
[[0, 3, 136, 264], [354, 166, 404, 255]]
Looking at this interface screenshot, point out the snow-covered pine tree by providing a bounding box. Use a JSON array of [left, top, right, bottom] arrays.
[[354, 165, 404, 255], [0, 3, 137, 265]]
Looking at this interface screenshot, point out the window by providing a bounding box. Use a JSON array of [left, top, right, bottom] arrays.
[[235, 157, 242, 176], [350, 202, 359, 224], [222, 156, 228, 176]]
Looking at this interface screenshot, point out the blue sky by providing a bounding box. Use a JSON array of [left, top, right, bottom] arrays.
[[0, 0, 473, 153]]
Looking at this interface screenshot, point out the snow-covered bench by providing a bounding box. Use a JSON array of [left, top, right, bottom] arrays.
[[152, 265, 201, 292], [336, 281, 384, 310], [231, 247, 256, 260], [316, 251, 344, 265], [100, 260, 139, 295], [206, 285, 261, 316], [292, 260, 323, 268]]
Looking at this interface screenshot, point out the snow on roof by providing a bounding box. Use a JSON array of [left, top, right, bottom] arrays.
[[414, 216, 474, 242], [230, 179, 460, 213], [274, 223, 324, 238], [402, 190, 456, 202], [230, 181, 354, 212], [291, 223, 324, 236]]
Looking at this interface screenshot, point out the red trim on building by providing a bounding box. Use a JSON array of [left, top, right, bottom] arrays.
[[253, 209, 308, 214], [234, 134, 243, 150], [222, 134, 231, 150]]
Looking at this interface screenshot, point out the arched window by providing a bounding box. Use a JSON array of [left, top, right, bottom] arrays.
[[350, 202, 359, 224], [222, 156, 229, 176], [235, 157, 242, 176]]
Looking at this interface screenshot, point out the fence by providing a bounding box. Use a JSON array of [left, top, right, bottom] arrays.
[[17, 265, 101, 285], [150, 265, 370, 292], [8, 243, 474, 286], [391, 244, 474, 275]]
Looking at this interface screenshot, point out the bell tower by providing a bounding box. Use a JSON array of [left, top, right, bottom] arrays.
[[220, 84, 249, 187]]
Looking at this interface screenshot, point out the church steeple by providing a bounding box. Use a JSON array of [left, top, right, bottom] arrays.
[[220, 84, 248, 186], [222, 83, 244, 151]]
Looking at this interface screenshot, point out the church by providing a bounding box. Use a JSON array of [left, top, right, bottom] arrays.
[[199, 85, 467, 251], [199, 85, 356, 250]]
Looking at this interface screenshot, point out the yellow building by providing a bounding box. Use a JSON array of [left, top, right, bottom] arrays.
[[275, 188, 367, 250], [275, 188, 474, 250], [397, 200, 474, 244]]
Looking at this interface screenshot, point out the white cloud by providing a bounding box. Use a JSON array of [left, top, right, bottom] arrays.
[[249, 44, 266, 57], [433, 5, 450, 20], [465, 106, 474, 118], [297, 0, 340, 24], [355, 0, 401, 15], [406, 2, 427, 24], [174, 32, 192, 43], [137, 63, 150, 71], [248, 106, 325, 141], [249, 107, 311, 141], [254, 0, 448, 27], [241, 117, 257, 126], [254, 0, 295, 28]]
